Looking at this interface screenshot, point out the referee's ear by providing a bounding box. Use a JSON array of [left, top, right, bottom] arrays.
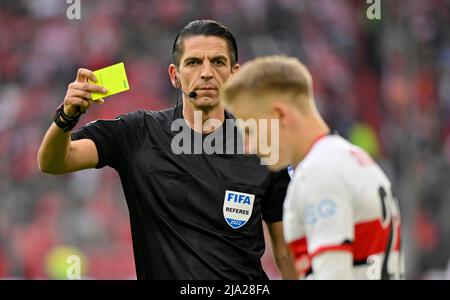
[[168, 64, 179, 88], [231, 64, 240, 74]]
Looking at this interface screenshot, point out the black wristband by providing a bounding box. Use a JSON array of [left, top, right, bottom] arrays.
[[53, 103, 83, 132]]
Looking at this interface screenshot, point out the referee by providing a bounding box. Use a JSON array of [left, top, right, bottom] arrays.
[[37, 20, 296, 279]]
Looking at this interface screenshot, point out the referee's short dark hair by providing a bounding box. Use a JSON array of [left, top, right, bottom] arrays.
[[172, 20, 238, 68]]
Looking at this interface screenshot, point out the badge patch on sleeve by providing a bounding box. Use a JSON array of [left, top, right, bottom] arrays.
[[223, 190, 255, 229]]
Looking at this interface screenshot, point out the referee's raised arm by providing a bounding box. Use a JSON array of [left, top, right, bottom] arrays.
[[37, 68, 107, 175]]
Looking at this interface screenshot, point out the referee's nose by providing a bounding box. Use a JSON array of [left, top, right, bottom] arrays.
[[200, 60, 214, 81]]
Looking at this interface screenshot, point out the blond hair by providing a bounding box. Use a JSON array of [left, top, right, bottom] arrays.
[[222, 55, 314, 111]]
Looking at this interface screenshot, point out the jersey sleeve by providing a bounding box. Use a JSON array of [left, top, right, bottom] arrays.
[[261, 169, 291, 223], [71, 110, 145, 170], [300, 168, 354, 258]]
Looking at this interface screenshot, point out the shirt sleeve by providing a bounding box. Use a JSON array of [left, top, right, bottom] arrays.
[[71, 110, 145, 170], [301, 168, 354, 258], [261, 169, 291, 223]]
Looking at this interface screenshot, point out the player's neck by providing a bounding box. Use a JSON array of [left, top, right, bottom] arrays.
[[182, 100, 225, 134], [292, 119, 330, 167]]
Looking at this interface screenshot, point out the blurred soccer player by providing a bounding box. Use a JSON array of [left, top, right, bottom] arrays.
[[37, 21, 296, 279], [222, 56, 405, 279]]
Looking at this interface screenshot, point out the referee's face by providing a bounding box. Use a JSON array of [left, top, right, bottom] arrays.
[[173, 35, 239, 108]]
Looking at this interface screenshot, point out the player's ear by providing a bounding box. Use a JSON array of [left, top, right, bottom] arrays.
[[168, 64, 179, 88], [271, 101, 288, 128]]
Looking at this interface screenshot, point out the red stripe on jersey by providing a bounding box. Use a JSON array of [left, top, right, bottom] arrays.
[[393, 222, 401, 251], [353, 219, 399, 260], [288, 218, 401, 276], [288, 238, 311, 277], [289, 237, 308, 256], [310, 244, 352, 258]]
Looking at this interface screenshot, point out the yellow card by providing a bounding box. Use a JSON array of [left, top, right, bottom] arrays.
[[89, 62, 130, 101]]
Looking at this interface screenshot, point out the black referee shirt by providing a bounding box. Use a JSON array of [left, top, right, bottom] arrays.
[[71, 105, 290, 279]]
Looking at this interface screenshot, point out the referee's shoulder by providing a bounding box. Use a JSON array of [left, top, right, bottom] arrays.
[[142, 106, 178, 125], [142, 106, 176, 119], [113, 106, 176, 130], [118, 107, 173, 122], [114, 109, 146, 123]]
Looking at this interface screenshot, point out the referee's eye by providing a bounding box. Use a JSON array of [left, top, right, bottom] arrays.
[[186, 59, 201, 66], [213, 59, 225, 66]]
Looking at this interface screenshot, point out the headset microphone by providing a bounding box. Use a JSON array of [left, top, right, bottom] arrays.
[[188, 91, 197, 99], [179, 88, 197, 100]]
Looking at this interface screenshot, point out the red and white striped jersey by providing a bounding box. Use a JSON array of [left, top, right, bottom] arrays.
[[283, 134, 404, 279]]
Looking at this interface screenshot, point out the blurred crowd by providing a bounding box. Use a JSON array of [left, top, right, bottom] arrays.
[[0, 0, 449, 279]]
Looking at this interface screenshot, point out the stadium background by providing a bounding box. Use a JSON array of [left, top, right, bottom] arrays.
[[0, 0, 449, 279]]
